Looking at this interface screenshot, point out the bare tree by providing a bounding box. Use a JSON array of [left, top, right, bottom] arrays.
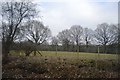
[[51, 36, 59, 54], [1, 1, 38, 59], [57, 29, 71, 51], [24, 20, 51, 56], [69, 25, 83, 52], [83, 28, 93, 52], [94, 23, 117, 53]]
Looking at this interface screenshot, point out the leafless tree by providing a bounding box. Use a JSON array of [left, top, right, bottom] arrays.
[[83, 28, 93, 52], [51, 36, 59, 54], [57, 29, 71, 51], [51, 36, 58, 46], [24, 20, 51, 56], [94, 23, 117, 53], [1, 1, 38, 59], [69, 25, 83, 52]]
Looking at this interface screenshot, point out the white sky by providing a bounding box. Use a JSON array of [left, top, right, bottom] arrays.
[[35, 0, 118, 36], [1, 0, 119, 36]]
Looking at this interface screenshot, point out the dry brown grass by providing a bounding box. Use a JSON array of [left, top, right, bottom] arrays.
[[2, 51, 119, 79]]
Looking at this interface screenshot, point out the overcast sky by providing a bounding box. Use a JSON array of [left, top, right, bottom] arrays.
[[35, 0, 118, 36], [0, 0, 119, 36]]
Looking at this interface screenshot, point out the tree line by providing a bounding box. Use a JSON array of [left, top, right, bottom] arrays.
[[0, 1, 120, 61], [54, 23, 118, 53], [10, 21, 119, 55]]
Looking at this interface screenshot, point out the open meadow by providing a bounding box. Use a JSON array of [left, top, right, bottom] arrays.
[[2, 51, 119, 78]]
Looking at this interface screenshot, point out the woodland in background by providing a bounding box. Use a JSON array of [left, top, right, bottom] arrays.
[[11, 42, 118, 54], [1, 0, 120, 64]]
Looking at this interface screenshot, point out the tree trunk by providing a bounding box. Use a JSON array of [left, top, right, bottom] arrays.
[[77, 44, 79, 52], [103, 44, 106, 53], [86, 42, 88, 52], [2, 42, 11, 64], [56, 44, 57, 54]]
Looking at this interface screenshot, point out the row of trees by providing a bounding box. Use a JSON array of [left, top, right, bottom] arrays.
[[52, 23, 118, 53], [1, 1, 120, 61]]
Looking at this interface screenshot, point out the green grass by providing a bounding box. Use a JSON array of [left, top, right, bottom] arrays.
[[10, 50, 117, 60]]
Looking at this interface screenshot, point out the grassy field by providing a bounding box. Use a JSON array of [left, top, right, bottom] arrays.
[[10, 50, 117, 59], [3, 51, 119, 78]]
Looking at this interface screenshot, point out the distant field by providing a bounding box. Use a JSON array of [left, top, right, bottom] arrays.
[[10, 50, 117, 60]]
